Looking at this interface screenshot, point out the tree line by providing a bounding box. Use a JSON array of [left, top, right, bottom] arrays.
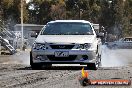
[[0, 0, 132, 37]]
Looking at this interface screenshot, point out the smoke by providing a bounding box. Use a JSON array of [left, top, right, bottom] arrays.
[[101, 45, 132, 67], [13, 51, 30, 65], [2, 51, 30, 65]]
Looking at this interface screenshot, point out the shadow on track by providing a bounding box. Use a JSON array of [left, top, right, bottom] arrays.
[[17, 66, 121, 70], [17, 66, 90, 70]]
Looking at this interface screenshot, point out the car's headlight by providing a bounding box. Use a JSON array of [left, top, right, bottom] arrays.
[[32, 43, 46, 50], [77, 43, 91, 49]]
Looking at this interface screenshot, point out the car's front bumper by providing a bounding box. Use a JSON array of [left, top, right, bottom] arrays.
[[31, 49, 97, 64]]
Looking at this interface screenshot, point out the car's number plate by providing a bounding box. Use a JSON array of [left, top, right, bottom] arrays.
[[54, 51, 69, 57]]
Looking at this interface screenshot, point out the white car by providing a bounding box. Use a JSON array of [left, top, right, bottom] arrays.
[[30, 20, 103, 70], [107, 37, 132, 49]]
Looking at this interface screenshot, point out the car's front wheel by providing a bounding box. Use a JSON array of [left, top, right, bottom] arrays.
[[87, 63, 97, 70], [43, 64, 52, 68], [87, 54, 101, 70], [30, 51, 42, 70]]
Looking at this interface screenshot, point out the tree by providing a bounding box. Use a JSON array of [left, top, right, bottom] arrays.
[[28, 0, 52, 24], [1, 0, 29, 30], [122, 0, 132, 36], [50, 0, 66, 20], [0, 0, 131, 37], [89, 0, 101, 23]]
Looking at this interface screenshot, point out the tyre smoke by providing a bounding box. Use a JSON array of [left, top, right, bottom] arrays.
[[101, 45, 132, 67]]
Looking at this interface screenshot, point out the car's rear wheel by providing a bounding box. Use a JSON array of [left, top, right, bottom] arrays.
[[30, 51, 42, 70]]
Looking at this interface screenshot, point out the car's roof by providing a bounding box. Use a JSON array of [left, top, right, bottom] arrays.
[[48, 20, 91, 24]]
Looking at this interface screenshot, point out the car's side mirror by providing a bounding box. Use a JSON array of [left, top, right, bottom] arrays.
[[97, 32, 104, 38], [31, 33, 38, 38]]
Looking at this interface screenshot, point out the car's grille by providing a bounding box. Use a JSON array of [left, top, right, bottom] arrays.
[[50, 45, 74, 49], [47, 55, 77, 61]]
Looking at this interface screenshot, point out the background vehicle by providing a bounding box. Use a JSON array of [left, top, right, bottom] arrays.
[[107, 37, 132, 49], [30, 20, 103, 70]]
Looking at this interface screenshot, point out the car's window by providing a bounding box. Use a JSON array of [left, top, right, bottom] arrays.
[[40, 22, 93, 35]]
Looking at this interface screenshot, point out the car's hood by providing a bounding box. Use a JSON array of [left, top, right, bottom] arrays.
[[35, 35, 96, 44]]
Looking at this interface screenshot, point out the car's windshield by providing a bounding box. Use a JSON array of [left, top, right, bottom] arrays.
[[40, 22, 93, 35]]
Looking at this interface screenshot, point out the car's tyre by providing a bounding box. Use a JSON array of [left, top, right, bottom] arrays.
[[87, 63, 97, 70], [43, 64, 52, 68], [96, 54, 102, 67], [30, 51, 42, 70], [87, 54, 101, 70]]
